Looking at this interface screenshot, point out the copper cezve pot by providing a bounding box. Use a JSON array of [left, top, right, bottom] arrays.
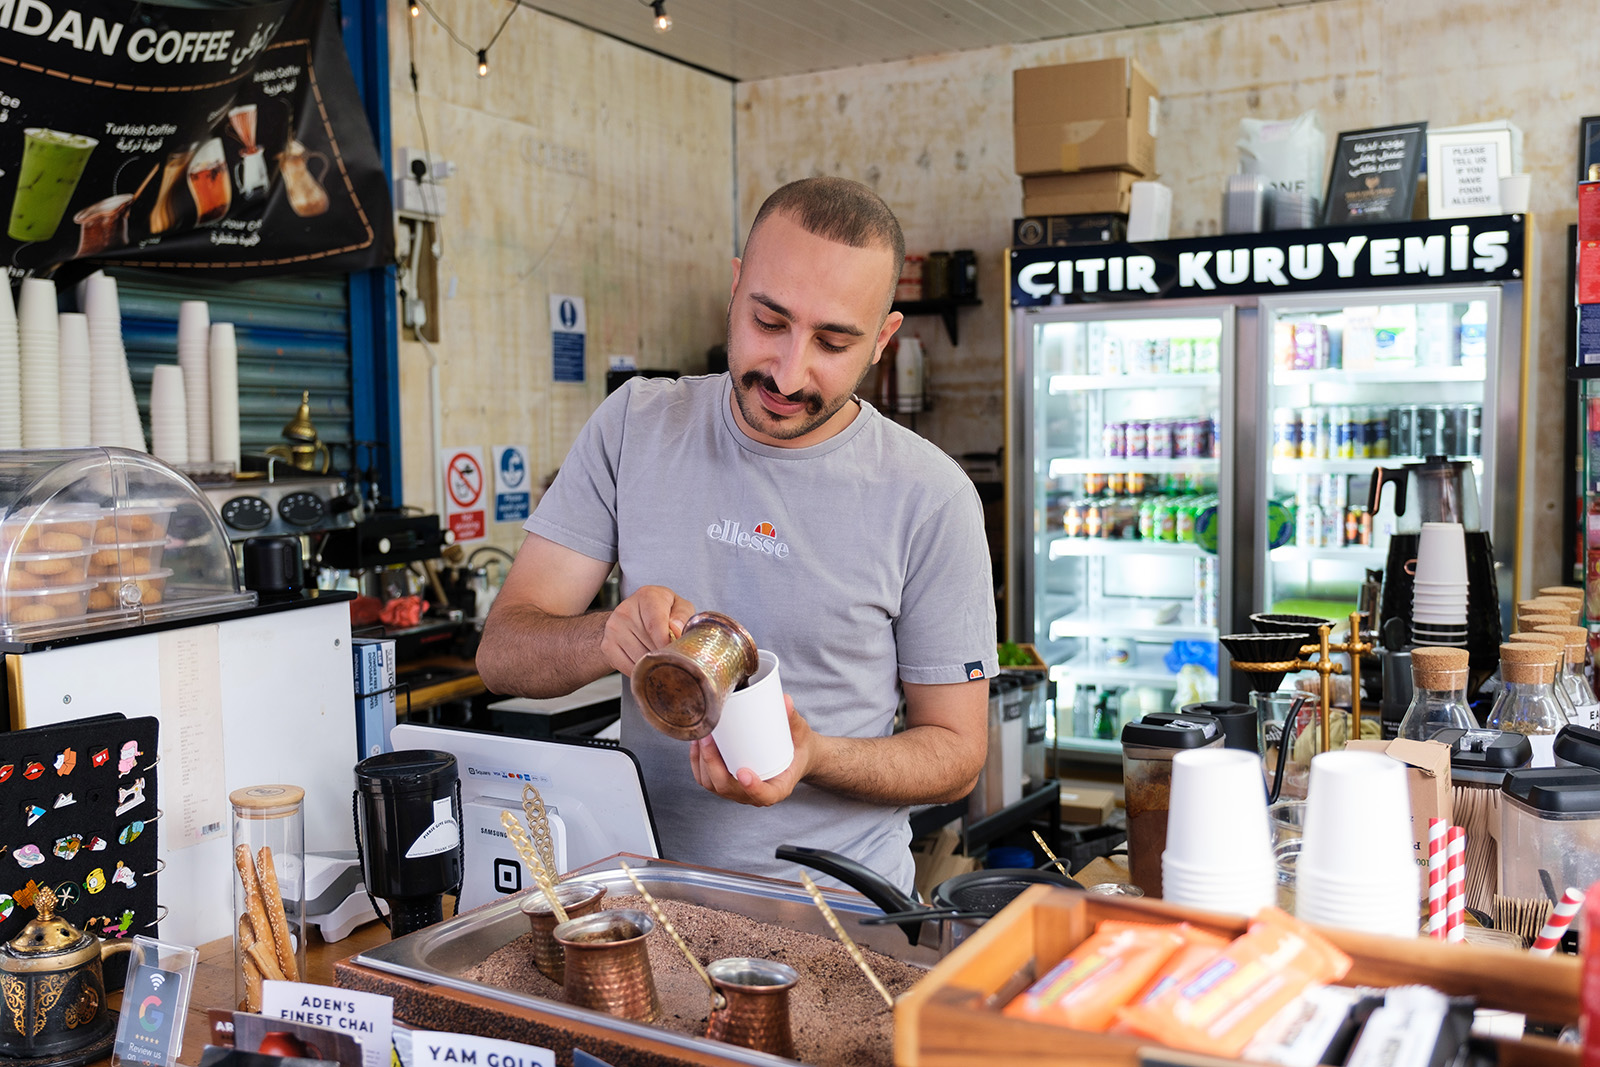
[[0, 886, 132, 1058]]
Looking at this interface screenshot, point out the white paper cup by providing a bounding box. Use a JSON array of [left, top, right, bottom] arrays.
[[710, 650, 793, 781], [1500, 174, 1531, 214], [1413, 522, 1468, 585], [1163, 748, 1271, 871], [17, 278, 56, 334], [1300, 750, 1414, 884]]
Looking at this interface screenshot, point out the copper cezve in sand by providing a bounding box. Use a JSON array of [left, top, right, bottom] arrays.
[[552, 909, 662, 1023], [705, 957, 798, 1058]]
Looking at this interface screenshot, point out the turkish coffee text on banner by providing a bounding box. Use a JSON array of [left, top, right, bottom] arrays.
[[0, 0, 392, 277], [1009, 216, 1525, 307]]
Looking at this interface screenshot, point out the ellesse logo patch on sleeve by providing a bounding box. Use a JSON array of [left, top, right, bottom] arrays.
[[965, 661, 986, 680]]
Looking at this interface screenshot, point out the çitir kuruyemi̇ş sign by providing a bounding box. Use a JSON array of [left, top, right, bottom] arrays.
[[0, 0, 392, 278]]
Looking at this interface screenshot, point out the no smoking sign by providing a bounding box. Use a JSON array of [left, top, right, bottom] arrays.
[[440, 447, 487, 542]]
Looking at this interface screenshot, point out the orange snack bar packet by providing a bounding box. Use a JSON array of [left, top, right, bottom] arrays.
[[1128, 925, 1231, 1006], [1117, 908, 1353, 1058], [1003, 920, 1186, 1032]]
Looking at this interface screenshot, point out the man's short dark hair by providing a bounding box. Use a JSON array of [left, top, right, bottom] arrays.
[[747, 177, 905, 292]]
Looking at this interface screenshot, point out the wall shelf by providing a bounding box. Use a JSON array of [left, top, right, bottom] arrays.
[[892, 296, 982, 345]]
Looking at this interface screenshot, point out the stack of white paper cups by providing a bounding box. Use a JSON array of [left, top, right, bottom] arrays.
[[18, 278, 60, 448], [176, 300, 211, 462], [1160, 748, 1276, 915], [149, 364, 189, 463]]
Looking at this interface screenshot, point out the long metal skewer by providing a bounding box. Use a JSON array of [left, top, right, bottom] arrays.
[[1032, 830, 1070, 878], [798, 872, 894, 1009], [619, 859, 724, 1010]]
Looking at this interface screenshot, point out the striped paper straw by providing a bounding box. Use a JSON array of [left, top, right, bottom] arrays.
[[1427, 817, 1448, 940], [1445, 826, 1466, 943], [1531, 887, 1584, 956]]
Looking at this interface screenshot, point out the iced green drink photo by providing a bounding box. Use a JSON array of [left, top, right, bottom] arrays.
[[8, 129, 98, 243]]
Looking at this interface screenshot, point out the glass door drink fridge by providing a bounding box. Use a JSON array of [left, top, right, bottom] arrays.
[[1009, 216, 1529, 763], [1009, 301, 1237, 760], [1254, 286, 1517, 631]]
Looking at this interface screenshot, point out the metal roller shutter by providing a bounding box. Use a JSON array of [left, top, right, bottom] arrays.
[[109, 268, 354, 474]]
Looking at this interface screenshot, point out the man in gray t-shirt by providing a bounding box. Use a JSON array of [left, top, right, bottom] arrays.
[[478, 177, 996, 892]]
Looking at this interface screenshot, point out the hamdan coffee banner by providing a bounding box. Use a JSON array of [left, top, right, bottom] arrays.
[[0, 0, 393, 278]]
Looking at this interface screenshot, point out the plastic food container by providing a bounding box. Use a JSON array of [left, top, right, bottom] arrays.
[[1499, 766, 1600, 905], [89, 568, 174, 612], [0, 448, 252, 640], [0, 582, 95, 624]]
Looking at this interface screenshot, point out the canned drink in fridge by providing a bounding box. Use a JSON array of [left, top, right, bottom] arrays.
[[1295, 474, 1318, 509], [1138, 499, 1156, 540], [1461, 404, 1483, 457], [1174, 417, 1201, 458], [1194, 338, 1220, 373], [1084, 472, 1107, 497], [1193, 555, 1219, 629], [1335, 406, 1358, 459], [1148, 419, 1173, 459], [1085, 503, 1104, 538], [1103, 337, 1123, 375], [1373, 408, 1392, 458], [1108, 471, 1127, 495], [1102, 422, 1125, 458], [1320, 473, 1348, 513], [1358, 508, 1372, 545], [1322, 506, 1345, 548], [1126, 421, 1150, 458], [1205, 416, 1219, 459], [1345, 506, 1362, 546], [1299, 408, 1321, 459], [1170, 338, 1194, 374], [1273, 408, 1301, 459], [1127, 471, 1147, 496], [1147, 339, 1170, 375], [1297, 503, 1323, 547]]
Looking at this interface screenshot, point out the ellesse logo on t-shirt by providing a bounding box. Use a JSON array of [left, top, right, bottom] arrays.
[[707, 518, 790, 558]]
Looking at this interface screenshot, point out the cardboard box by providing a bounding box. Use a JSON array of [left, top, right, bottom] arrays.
[[911, 822, 979, 902], [1059, 786, 1117, 825], [1022, 171, 1138, 216], [1346, 738, 1453, 896], [1581, 181, 1600, 242], [1013, 57, 1158, 176]]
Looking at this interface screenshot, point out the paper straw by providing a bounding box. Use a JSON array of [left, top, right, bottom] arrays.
[[1446, 826, 1466, 943], [209, 322, 240, 467], [1531, 886, 1584, 956], [149, 364, 188, 463], [177, 300, 210, 461], [57, 312, 91, 447], [1427, 817, 1447, 940]]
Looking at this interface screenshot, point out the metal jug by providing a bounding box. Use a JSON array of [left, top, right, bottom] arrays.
[[1368, 454, 1480, 533], [0, 887, 131, 1058]]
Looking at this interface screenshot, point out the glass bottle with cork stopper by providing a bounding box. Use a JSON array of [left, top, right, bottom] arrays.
[[1486, 644, 1569, 768], [1508, 631, 1580, 724], [1398, 646, 1477, 741], [1535, 624, 1600, 730], [230, 784, 305, 1011]]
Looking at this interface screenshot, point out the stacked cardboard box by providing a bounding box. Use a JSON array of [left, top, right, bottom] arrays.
[[1013, 57, 1158, 224]]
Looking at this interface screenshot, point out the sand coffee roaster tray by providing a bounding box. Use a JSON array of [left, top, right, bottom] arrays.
[[335, 854, 940, 1067]]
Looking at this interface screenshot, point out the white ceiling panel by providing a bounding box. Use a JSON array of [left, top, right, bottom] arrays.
[[516, 0, 1340, 81]]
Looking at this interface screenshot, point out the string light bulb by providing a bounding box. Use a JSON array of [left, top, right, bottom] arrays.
[[651, 0, 671, 33], [476, 48, 489, 76], [408, 0, 418, 16]]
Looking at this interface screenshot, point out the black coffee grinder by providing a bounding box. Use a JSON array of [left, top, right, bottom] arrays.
[[1369, 456, 1502, 700], [354, 750, 463, 937]]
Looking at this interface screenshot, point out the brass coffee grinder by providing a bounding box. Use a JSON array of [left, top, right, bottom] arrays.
[[265, 391, 332, 473]]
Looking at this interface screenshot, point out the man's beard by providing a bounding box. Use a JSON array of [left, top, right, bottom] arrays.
[[732, 370, 845, 440]]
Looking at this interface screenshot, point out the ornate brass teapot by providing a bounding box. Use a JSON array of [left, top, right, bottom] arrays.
[[0, 887, 131, 1057]]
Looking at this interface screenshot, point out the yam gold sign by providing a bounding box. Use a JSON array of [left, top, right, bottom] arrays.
[[1010, 215, 1525, 306], [0, 0, 391, 277]]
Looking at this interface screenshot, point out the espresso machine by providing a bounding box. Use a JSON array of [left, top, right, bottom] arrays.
[[1369, 455, 1502, 698]]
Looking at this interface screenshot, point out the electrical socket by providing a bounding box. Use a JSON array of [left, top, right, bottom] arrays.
[[395, 146, 452, 220]]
